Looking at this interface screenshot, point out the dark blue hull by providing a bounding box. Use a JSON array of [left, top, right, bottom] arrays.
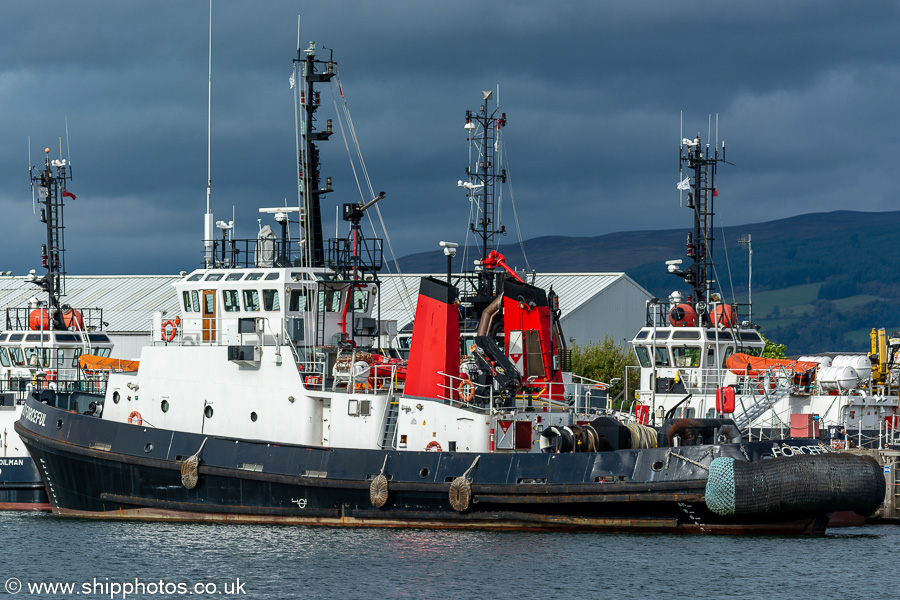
[[0, 456, 49, 510]]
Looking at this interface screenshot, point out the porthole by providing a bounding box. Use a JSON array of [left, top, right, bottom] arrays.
[[161, 400, 169, 413], [250, 412, 258, 422], [56, 419, 63, 430], [204, 405, 214, 419], [113, 391, 120, 404], [419, 468, 429, 479], [651, 461, 664, 472], [144, 443, 154, 453]]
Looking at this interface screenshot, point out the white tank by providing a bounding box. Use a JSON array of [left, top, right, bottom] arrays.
[[799, 355, 832, 368], [831, 355, 849, 368], [818, 365, 859, 391], [844, 355, 872, 380]]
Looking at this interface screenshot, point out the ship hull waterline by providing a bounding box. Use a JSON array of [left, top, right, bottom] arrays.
[[16, 398, 832, 535]]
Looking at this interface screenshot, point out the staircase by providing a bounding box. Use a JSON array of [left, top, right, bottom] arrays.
[[379, 398, 400, 449], [733, 384, 792, 430]]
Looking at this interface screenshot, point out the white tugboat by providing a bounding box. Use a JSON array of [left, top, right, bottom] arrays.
[[630, 132, 900, 450]]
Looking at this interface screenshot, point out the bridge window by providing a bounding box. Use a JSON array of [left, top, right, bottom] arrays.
[[223, 290, 240, 312], [183, 290, 200, 312], [634, 347, 651, 368], [226, 273, 244, 281], [319, 288, 342, 312], [289, 288, 314, 312], [353, 289, 369, 312], [263, 289, 280, 311], [0, 348, 9, 367], [673, 346, 701, 368], [8, 347, 24, 366], [242, 290, 260, 312], [246, 273, 263, 281], [654, 347, 670, 367]]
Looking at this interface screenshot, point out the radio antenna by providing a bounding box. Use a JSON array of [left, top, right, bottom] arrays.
[[28, 136, 35, 214], [203, 0, 214, 267], [65, 116, 73, 177]]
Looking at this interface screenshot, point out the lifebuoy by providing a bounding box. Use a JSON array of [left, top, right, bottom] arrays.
[[128, 411, 143, 426], [425, 441, 442, 452], [161, 319, 177, 342], [459, 380, 475, 403]]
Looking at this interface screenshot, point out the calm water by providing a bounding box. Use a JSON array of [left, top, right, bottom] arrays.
[[0, 511, 896, 599]]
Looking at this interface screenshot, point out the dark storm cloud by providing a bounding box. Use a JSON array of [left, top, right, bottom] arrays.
[[1, 0, 898, 276]]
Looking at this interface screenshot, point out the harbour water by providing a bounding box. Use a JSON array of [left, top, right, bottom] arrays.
[[1, 511, 897, 599]]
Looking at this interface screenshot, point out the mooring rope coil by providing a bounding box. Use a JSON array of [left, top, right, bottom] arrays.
[[449, 456, 480, 512], [181, 437, 208, 490], [369, 454, 390, 508]]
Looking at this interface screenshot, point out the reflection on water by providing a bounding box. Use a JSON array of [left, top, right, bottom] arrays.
[[1, 512, 898, 600]]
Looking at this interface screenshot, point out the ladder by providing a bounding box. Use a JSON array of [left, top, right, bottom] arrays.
[[734, 383, 791, 430], [379, 398, 400, 449]]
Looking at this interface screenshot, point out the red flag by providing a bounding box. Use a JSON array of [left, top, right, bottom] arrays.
[[712, 187, 718, 197], [62, 189, 76, 200], [339, 84, 344, 98]]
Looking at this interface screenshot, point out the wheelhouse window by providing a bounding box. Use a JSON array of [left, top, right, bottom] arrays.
[[223, 290, 240, 312], [289, 288, 314, 312], [673, 346, 701, 368], [672, 330, 701, 340], [205, 273, 224, 281], [183, 290, 200, 313], [263, 289, 280, 311], [226, 273, 244, 281], [654, 347, 670, 367], [246, 273, 263, 281], [265, 273, 280, 281], [243, 290, 260, 312], [319, 288, 342, 312], [353, 289, 369, 312], [8, 347, 24, 366], [0, 348, 9, 367], [634, 346, 651, 368]]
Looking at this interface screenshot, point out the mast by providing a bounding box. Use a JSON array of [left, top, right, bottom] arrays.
[[29, 148, 72, 328], [461, 91, 507, 314], [675, 133, 727, 306], [294, 39, 335, 267]]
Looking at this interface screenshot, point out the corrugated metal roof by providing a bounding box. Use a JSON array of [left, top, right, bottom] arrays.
[[373, 273, 649, 330], [0, 272, 651, 336], [0, 275, 181, 334]]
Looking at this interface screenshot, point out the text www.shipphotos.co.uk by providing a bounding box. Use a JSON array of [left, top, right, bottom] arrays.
[[4, 576, 246, 598]]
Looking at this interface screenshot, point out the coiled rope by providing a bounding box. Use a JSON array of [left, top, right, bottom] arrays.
[[180, 437, 208, 490], [369, 454, 390, 508], [449, 456, 480, 512], [626, 423, 658, 449]]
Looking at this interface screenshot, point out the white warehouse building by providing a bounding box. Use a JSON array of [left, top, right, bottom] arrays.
[[376, 273, 652, 349], [1, 272, 651, 357]]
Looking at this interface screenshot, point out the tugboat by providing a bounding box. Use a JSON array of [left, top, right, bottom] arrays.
[[630, 133, 900, 450], [16, 36, 885, 534], [0, 147, 116, 509]]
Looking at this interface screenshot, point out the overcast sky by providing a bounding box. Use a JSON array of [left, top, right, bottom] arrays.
[[1, 1, 898, 277]]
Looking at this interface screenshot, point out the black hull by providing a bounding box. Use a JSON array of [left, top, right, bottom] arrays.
[[15, 397, 849, 534]]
